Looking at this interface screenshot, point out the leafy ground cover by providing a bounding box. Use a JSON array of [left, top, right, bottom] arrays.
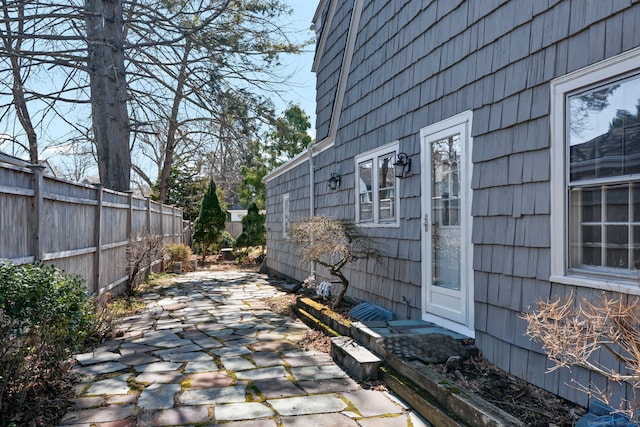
[[0, 263, 106, 426]]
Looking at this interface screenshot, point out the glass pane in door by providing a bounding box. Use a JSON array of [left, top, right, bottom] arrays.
[[431, 135, 461, 290]]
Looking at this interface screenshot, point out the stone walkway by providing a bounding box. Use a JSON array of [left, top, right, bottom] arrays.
[[60, 270, 430, 427]]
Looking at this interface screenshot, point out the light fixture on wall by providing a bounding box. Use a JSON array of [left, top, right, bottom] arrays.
[[394, 152, 412, 178], [328, 173, 341, 190]]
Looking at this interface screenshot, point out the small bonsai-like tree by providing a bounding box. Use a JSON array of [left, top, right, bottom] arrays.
[[288, 216, 383, 308], [235, 203, 266, 253], [125, 232, 165, 295], [193, 179, 227, 262], [522, 291, 640, 418]]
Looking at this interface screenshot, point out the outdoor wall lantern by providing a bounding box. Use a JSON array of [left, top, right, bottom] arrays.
[[394, 152, 412, 178], [328, 173, 341, 190]]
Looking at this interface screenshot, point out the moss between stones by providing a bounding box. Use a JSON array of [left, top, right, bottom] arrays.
[[296, 298, 351, 336], [300, 298, 351, 326]]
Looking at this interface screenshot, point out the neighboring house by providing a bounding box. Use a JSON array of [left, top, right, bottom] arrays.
[[227, 209, 248, 238], [0, 152, 60, 177], [264, 0, 640, 408]]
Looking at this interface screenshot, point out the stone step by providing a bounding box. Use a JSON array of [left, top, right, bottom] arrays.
[[330, 337, 382, 381], [295, 297, 351, 336]]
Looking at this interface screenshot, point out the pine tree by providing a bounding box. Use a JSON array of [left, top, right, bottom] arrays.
[[193, 179, 227, 262], [236, 203, 266, 252]]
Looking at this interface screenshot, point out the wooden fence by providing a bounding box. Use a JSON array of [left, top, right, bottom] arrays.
[[0, 153, 185, 295]]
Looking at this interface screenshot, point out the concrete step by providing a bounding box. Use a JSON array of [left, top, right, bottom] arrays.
[[330, 336, 382, 381]]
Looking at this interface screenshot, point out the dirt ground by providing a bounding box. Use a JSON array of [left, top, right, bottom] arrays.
[[433, 357, 585, 426]]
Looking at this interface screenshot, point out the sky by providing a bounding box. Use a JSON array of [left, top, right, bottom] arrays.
[[278, 1, 317, 136]]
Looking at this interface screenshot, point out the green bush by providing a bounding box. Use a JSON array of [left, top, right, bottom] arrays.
[[235, 203, 266, 249], [219, 230, 236, 249], [0, 262, 99, 425]]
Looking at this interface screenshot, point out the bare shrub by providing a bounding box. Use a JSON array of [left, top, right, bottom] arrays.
[[522, 291, 640, 418], [125, 233, 165, 295], [288, 216, 383, 308], [165, 243, 193, 272]]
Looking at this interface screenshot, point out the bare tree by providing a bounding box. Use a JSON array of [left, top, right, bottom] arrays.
[[55, 142, 95, 181], [1, 1, 37, 162], [0, 1, 89, 164], [125, 0, 305, 202], [288, 216, 384, 308], [125, 232, 165, 295], [0, 0, 307, 196]]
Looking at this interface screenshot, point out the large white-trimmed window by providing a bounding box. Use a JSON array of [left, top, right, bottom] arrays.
[[551, 47, 640, 289], [355, 142, 400, 226]]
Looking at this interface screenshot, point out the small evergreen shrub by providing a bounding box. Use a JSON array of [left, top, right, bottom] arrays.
[[219, 230, 236, 249], [0, 262, 99, 426], [235, 203, 266, 250], [193, 179, 227, 261]]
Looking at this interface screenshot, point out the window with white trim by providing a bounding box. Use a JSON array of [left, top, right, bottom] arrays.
[[551, 47, 640, 285], [355, 142, 399, 225], [282, 193, 290, 238]]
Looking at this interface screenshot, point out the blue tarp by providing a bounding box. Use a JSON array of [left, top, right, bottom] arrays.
[[576, 401, 638, 427]]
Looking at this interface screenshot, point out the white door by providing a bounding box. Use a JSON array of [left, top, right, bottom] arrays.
[[420, 111, 474, 337]]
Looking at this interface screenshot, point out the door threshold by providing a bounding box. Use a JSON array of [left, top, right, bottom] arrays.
[[422, 313, 475, 339]]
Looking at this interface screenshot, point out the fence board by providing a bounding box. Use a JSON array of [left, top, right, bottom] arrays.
[[0, 157, 185, 295]]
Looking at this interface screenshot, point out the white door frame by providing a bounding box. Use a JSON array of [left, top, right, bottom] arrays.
[[420, 110, 474, 338]]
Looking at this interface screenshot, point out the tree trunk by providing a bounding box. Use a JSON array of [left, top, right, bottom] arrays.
[[85, 0, 131, 191], [331, 269, 349, 309], [158, 39, 191, 202]]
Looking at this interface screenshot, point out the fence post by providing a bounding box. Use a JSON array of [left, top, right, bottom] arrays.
[[93, 184, 103, 295], [126, 191, 133, 238], [28, 164, 45, 261], [146, 197, 151, 234], [160, 203, 164, 243], [172, 205, 178, 243], [125, 191, 134, 288]]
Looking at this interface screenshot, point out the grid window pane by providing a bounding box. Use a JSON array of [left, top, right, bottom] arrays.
[[358, 160, 373, 222], [605, 225, 628, 268], [633, 226, 640, 269], [581, 187, 601, 222], [378, 153, 395, 221], [581, 225, 602, 267], [606, 185, 628, 222], [633, 183, 640, 222]]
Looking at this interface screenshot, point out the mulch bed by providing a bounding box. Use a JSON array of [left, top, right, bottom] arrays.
[[431, 357, 586, 426]]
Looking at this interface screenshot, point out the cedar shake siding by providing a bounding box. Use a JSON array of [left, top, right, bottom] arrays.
[[265, 0, 640, 408]]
